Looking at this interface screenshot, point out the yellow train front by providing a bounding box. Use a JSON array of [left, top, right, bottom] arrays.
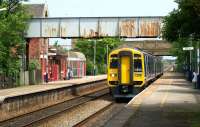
[[107, 48, 163, 98]]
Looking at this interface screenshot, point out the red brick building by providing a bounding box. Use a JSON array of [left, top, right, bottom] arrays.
[[25, 4, 86, 83], [48, 47, 67, 81], [26, 4, 49, 82]]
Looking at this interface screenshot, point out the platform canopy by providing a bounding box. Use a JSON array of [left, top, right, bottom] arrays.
[[67, 52, 86, 61], [26, 16, 163, 38]]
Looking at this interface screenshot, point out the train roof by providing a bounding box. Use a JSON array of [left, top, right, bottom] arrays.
[[111, 47, 139, 53], [110, 47, 155, 57]]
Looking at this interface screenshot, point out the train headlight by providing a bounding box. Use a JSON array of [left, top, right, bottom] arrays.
[[110, 73, 116, 77], [135, 74, 142, 77]]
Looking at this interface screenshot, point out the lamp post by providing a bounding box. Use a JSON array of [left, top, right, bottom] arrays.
[[93, 40, 96, 76], [190, 34, 193, 71], [66, 43, 71, 78], [61, 42, 71, 78], [46, 39, 48, 83], [197, 40, 200, 74], [106, 44, 109, 70]]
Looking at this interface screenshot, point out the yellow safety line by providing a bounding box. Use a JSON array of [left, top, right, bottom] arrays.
[[127, 84, 159, 111], [160, 79, 172, 107], [160, 90, 169, 107]]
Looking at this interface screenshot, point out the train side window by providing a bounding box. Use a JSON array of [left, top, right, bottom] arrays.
[[144, 55, 147, 76], [134, 59, 142, 72], [110, 58, 118, 68]]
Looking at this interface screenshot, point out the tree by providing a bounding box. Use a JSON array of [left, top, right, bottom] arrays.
[[162, 0, 200, 71], [0, 0, 30, 85], [162, 0, 200, 41], [74, 38, 121, 75]]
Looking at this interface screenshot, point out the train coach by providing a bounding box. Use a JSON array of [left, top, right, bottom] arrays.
[[107, 48, 163, 98]]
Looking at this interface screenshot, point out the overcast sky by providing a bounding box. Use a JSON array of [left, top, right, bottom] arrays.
[[28, 0, 178, 17]]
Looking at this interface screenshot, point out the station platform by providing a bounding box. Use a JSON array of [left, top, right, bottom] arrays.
[[0, 75, 107, 122], [0, 75, 106, 102], [105, 72, 200, 127]]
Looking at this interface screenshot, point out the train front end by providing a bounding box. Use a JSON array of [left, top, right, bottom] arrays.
[[107, 48, 145, 98]]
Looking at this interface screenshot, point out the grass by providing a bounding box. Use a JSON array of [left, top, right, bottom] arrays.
[[189, 112, 200, 127], [163, 109, 200, 127]]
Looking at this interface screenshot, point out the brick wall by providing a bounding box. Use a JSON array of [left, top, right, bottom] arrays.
[[28, 38, 49, 81], [29, 38, 41, 59]]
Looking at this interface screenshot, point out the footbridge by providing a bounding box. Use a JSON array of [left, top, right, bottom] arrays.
[[26, 16, 172, 55], [119, 39, 172, 56]]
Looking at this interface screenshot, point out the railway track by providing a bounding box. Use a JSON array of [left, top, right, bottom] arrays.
[[73, 101, 115, 127], [0, 67, 172, 127], [0, 83, 109, 127], [30, 95, 116, 127]]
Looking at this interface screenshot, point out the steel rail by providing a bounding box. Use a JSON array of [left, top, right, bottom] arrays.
[[73, 102, 114, 127], [0, 81, 108, 127]]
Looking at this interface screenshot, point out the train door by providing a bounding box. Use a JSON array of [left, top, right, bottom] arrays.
[[118, 51, 133, 85], [121, 56, 130, 84]]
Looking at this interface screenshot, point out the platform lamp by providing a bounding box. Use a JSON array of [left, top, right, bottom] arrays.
[[86, 39, 97, 76], [62, 40, 71, 78]]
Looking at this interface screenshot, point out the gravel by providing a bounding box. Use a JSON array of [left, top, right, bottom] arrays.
[[32, 97, 112, 127]]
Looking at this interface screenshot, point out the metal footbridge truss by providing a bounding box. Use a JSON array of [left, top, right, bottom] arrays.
[[26, 16, 163, 38]]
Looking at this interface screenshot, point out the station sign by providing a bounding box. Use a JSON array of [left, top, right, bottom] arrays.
[[183, 47, 194, 51], [48, 53, 56, 56]]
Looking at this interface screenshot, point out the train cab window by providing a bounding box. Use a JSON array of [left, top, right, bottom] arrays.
[[134, 54, 141, 59], [134, 59, 142, 72], [110, 58, 118, 68]]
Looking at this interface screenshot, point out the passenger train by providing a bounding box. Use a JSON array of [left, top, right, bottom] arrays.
[[107, 48, 163, 98]]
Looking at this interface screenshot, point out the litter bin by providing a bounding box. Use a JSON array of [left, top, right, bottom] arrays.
[[44, 73, 48, 83], [188, 71, 193, 82], [197, 74, 200, 89]]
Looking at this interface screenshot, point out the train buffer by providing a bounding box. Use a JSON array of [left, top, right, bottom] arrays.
[[105, 72, 200, 127]]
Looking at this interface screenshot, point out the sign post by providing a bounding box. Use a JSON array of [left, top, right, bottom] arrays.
[[183, 47, 194, 71], [183, 47, 194, 51], [197, 48, 199, 73]]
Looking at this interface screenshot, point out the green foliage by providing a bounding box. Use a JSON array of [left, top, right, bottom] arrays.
[[162, 10, 181, 42], [162, 0, 200, 71], [186, 112, 200, 127], [162, 0, 200, 41], [74, 38, 121, 75], [170, 38, 189, 71], [85, 60, 93, 75], [0, 0, 30, 77], [53, 41, 69, 53], [29, 59, 41, 71]]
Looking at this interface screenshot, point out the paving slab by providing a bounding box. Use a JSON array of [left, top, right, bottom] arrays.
[[105, 72, 200, 127], [0, 75, 106, 102]]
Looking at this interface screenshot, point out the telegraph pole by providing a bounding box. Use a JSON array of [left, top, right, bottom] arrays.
[[197, 41, 200, 74], [93, 40, 96, 76], [190, 35, 193, 71], [106, 44, 109, 68]]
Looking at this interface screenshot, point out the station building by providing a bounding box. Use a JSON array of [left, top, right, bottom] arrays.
[[25, 4, 86, 84], [48, 46, 86, 81]]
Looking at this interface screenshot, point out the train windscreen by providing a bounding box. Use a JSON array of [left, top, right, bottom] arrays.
[[110, 58, 118, 68], [134, 59, 142, 72]]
